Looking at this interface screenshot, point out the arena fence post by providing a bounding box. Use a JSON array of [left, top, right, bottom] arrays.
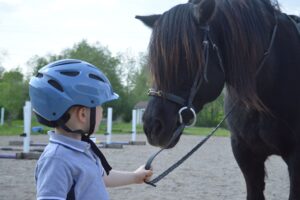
[[23, 101, 32, 153], [131, 109, 137, 142], [0, 107, 4, 126], [106, 107, 113, 145]]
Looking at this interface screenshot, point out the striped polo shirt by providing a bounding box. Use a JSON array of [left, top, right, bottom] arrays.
[[35, 131, 109, 200]]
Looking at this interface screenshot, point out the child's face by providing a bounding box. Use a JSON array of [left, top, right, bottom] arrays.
[[94, 106, 103, 133]]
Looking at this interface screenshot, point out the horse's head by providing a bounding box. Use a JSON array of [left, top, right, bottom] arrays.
[[136, 0, 225, 148]]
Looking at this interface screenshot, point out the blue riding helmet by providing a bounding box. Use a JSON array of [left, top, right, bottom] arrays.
[[29, 59, 119, 121]]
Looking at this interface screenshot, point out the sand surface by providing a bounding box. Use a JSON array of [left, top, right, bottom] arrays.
[[0, 134, 289, 200]]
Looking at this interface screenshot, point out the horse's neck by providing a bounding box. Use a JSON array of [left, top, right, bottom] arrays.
[[211, 10, 291, 111]]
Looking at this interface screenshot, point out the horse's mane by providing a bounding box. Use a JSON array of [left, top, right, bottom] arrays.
[[148, 0, 281, 111]]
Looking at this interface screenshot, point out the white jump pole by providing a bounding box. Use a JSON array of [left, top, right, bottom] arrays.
[[137, 109, 142, 124], [23, 101, 32, 153], [106, 107, 113, 144], [131, 109, 137, 142], [0, 107, 4, 126]]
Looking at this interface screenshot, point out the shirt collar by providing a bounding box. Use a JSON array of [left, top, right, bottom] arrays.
[[48, 131, 90, 153]]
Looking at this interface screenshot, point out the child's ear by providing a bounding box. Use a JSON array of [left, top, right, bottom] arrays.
[[76, 106, 88, 123]]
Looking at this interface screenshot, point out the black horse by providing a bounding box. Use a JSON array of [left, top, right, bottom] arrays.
[[137, 0, 300, 199]]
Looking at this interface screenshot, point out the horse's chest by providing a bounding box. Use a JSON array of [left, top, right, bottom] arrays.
[[228, 110, 289, 155]]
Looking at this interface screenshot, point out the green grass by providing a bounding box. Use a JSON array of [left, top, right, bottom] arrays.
[[0, 121, 230, 137], [0, 121, 24, 136], [97, 122, 144, 134], [183, 126, 230, 137], [0, 120, 51, 136]]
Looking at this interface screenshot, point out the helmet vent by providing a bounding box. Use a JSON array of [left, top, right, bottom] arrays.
[[89, 74, 104, 82], [60, 71, 80, 77], [48, 79, 64, 92], [36, 73, 43, 78], [50, 60, 81, 68]]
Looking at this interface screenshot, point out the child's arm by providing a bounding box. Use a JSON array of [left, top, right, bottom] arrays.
[[103, 165, 153, 187]]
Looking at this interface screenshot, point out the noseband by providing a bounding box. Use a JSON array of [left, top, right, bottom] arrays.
[[148, 25, 225, 128]]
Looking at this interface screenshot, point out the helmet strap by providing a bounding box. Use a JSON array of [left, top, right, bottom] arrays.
[[84, 107, 112, 175], [57, 120, 86, 135], [57, 107, 96, 137], [88, 107, 96, 136], [58, 107, 112, 175]]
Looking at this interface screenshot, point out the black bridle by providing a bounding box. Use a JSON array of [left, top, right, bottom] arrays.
[[148, 25, 225, 127], [144, 14, 278, 187], [144, 24, 226, 186]]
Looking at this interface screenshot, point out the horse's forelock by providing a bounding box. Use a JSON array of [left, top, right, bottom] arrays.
[[148, 4, 204, 91]]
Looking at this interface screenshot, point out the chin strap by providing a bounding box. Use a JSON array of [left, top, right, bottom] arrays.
[[88, 106, 96, 136], [58, 107, 112, 175], [81, 135, 112, 175]]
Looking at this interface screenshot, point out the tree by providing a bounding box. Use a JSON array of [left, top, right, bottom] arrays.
[[130, 57, 151, 102], [113, 52, 149, 121], [27, 54, 64, 76], [0, 69, 28, 125], [196, 92, 225, 127], [0, 66, 4, 78], [0, 50, 7, 77]]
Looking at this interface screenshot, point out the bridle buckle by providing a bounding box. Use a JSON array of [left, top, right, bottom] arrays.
[[148, 88, 163, 97]]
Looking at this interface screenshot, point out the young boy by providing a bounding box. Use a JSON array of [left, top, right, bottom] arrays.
[[29, 59, 153, 200]]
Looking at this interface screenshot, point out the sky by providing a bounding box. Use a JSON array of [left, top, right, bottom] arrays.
[[0, 0, 299, 73]]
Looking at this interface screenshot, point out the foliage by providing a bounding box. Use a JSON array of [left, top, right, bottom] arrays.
[[0, 66, 4, 77], [27, 56, 58, 76], [0, 69, 28, 125], [196, 92, 226, 128], [129, 55, 151, 102], [0, 50, 7, 76], [119, 53, 150, 122]]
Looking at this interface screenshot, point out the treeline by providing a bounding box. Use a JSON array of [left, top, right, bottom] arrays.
[[0, 40, 225, 127]]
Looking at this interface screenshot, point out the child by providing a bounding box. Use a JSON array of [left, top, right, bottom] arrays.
[[29, 59, 153, 200]]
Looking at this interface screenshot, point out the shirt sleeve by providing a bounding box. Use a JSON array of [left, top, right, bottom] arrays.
[[36, 157, 73, 200]]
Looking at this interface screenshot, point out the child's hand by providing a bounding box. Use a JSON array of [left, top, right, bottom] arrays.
[[134, 165, 153, 184]]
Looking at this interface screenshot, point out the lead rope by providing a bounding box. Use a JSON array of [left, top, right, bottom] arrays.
[[144, 105, 234, 187]]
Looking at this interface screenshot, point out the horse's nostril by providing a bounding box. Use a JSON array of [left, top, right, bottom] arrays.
[[143, 118, 163, 136], [153, 119, 163, 134]]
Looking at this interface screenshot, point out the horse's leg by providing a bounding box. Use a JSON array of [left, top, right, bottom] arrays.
[[284, 152, 300, 200], [231, 136, 267, 200]]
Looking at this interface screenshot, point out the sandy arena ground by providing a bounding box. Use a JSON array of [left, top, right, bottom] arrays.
[[0, 134, 289, 200]]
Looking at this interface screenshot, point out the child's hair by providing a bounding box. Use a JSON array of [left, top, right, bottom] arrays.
[[29, 59, 119, 133]]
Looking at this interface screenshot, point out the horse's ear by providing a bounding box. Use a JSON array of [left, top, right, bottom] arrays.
[[135, 15, 161, 28], [193, 0, 216, 24]]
